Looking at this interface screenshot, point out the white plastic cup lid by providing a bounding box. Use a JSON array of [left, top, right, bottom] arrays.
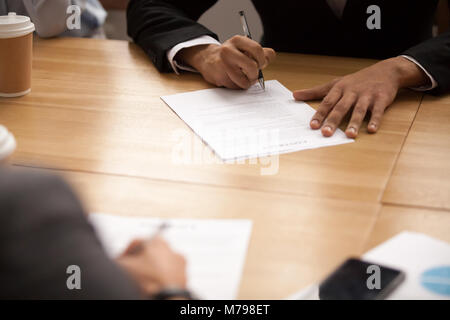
[[0, 125, 16, 161], [0, 12, 35, 39]]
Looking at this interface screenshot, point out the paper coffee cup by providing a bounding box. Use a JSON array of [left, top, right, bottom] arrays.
[[0, 12, 35, 97], [0, 125, 16, 165]]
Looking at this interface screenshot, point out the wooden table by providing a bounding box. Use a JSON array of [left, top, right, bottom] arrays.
[[0, 38, 449, 299], [383, 94, 450, 211]]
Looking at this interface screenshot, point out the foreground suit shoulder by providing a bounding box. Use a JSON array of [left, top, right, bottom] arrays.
[[0, 169, 141, 299]]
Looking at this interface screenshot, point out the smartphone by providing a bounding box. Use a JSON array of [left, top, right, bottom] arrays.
[[319, 258, 405, 300]]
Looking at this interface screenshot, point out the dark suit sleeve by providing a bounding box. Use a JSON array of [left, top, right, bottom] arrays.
[[403, 31, 450, 95], [0, 169, 142, 299], [127, 0, 219, 72]]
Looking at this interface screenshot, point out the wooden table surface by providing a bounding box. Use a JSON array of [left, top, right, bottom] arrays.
[[383, 94, 450, 211], [0, 38, 449, 299]]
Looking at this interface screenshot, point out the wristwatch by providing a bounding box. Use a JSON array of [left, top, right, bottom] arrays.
[[152, 287, 195, 300]]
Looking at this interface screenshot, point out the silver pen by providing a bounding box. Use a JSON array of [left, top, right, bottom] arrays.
[[239, 11, 265, 91]]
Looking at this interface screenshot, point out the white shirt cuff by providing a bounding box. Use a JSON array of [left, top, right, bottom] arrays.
[[400, 55, 438, 91], [167, 35, 221, 74]]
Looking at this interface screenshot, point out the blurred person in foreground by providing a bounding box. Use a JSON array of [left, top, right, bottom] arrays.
[[0, 167, 190, 300]]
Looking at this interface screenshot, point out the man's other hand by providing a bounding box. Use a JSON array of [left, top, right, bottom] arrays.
[[293, 57, 429, 138]]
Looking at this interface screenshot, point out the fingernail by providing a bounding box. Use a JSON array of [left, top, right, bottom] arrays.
[[311, 119, 319, 127], [347, 127, 356, 135], [369, 123, 377, 131], [322, 125, 333, 137]]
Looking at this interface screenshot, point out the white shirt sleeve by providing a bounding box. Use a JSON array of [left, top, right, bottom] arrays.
[[400, 55, 438, 91], [166, 35, 221, 74]]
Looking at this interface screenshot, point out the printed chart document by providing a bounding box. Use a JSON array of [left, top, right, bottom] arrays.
[[89, 213, 253, 300], [363, 232, 450, 299], [161, 80, 353, 161], [287, 232, 450, 300]]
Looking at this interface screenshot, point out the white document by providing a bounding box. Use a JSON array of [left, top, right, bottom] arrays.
[[89, 213, 253, 300], [161, 80, 353, 161], [363, 232, 450, 299], [287, 232, 450, 300]]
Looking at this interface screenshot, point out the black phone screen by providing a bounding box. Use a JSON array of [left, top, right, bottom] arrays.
[[319, 258, 405, 300]]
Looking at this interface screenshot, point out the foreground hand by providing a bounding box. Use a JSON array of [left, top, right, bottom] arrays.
[[117, 236, 187, 297], [293, 57, 429, 138], [176, 35, 276, 89]]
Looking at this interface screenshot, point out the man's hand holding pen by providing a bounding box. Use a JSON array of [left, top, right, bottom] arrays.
[[175, 36, 275, 90]]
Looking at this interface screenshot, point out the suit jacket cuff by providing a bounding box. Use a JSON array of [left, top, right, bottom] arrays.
[[167, 36, 221, 74], [400, 55, 438, 91], [402, 32, 450, 95], [136, 24, 219, 73]]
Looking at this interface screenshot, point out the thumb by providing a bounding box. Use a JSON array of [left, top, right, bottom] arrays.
[[262, 48, 276, 68]]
